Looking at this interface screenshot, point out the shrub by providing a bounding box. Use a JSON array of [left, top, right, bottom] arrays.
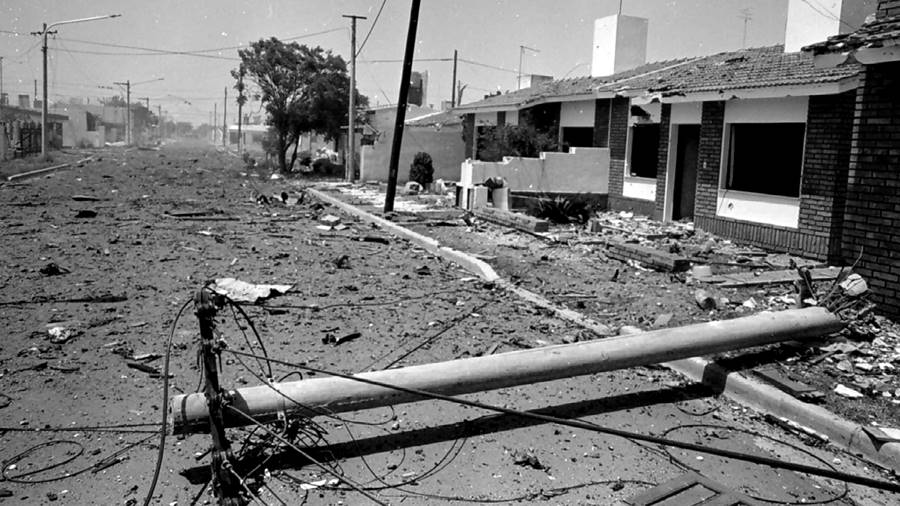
[[298, 150, 313, 167], [478, 124, 558, 162], [533, 195, 593, 224], [409, 152, 435, 187]]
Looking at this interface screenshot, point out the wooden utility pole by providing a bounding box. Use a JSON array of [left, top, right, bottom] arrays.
[[213, 102, 217, 144], [222, 86, 227, 148], [451, 50, 458, 108], [384, 0, 422, 213], [343, 14, 366, 182], [173, 307, 842, 433], [236, 70, 244, 155], [194, 290, 244, 505], [113, 80, 131, 144]]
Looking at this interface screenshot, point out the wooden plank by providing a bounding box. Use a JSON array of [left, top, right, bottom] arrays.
[[607, 242, 691, 272], [626, 472, 763, 506], [472, 206, 550, 233], [717, 266, 842, 288]]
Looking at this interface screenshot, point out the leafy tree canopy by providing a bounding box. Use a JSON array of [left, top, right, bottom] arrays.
[[233, 37, 367, 172]]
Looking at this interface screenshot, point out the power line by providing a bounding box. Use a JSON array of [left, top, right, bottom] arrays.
[[46, 27, 346, 62], [356, 0, 387, 56], [361, 57, 451, 63], [800, 0, 854, 30], [458, 57, 519, 74]]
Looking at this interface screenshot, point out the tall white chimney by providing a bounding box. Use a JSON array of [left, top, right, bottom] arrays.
[[591, 14, 648, 77], [784, 0, 877, 52]]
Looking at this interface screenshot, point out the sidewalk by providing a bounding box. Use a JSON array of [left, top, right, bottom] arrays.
[[309, 187, 900, 474]]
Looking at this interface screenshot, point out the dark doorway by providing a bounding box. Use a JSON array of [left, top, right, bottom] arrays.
[[672, 124, 700, 221]]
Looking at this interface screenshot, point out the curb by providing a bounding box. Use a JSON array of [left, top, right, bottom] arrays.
[[308, 188, 498, 281], [307, 188, 900, 473], [665, 357, 900, 473]]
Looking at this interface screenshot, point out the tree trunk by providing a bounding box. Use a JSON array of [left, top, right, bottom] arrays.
[[288, 130, 301, 172], [277, 133, 288, 173]]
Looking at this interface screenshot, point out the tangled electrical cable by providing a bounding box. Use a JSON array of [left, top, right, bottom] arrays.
[[660, 424, 849, 505], [167, 282, 900, 505], [2, 435, 156, 484]]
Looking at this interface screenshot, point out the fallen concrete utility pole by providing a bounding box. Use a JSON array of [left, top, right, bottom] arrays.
[[172, 307, 841, 434]]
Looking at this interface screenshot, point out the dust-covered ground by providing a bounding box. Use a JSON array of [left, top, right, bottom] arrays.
[[0, 144, 897, 505]]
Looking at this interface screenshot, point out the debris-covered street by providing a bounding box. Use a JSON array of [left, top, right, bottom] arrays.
[[5, 1, 900, 504], [1, 145, 898, 505]]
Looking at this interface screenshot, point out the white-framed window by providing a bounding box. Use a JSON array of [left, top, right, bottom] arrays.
[[724, 122, 805, 198]]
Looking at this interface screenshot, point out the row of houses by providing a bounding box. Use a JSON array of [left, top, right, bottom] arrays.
[[449, 0, 900, 315], [1, 96, 143, 159]]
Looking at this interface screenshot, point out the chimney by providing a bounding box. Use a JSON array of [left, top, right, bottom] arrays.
[[591, 14, 648, 77], [784, 0, 877, 52], [517, 74, 554, 90], [18, 94, 30, 109]]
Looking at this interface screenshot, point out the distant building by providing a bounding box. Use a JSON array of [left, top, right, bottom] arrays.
[[409, 71, 428, 107]]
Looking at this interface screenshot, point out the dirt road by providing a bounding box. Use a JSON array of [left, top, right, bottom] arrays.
[[0, 144, 896, 505]]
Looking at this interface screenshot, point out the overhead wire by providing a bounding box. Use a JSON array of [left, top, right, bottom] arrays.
[[141, 296, 194, 506], [356, 0, 388, 57]]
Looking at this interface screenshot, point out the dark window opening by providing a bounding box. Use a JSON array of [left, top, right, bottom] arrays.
[[726, 123, 804, 198], [629, 123, 660, 178], [561, 127, 593, 151], [86, 112, 98, 132]]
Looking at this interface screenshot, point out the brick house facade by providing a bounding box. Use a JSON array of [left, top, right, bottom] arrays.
[[804, 0, 900, 314], [840, 62, 900, 314]]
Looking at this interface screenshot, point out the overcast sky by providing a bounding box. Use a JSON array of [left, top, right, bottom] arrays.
[[2, 0, 793, 125]]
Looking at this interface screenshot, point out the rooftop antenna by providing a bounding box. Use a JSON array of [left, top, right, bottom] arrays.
[[739, 7, 753, 48]]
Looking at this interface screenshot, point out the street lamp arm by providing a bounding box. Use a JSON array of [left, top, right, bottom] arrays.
[[45, 14, 121, 33]]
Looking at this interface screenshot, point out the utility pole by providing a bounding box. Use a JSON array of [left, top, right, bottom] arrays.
[[35, 14, 121, 159], [236, 69, 245, 155], [384, 0, 421, 213], [222, 86, 227, 149], [451, 50, 458, 108], [343, 14, 366, 182], [158, 105, 163, 141], [213, 102, 217, 145], [113, 80, 130, 144], [0, 56, 4, 123]]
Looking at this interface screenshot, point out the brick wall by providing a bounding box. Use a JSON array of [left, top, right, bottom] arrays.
[[798, 91, 855, 261], [608, 97, 629, 198], [593, 99, 611, 148], [654, 104, 672, 218], [462, 113, 475, 159], [878, 0, 900, 17], [607, 96, 659, 216], [841, 61, 900, 316], [695, 101, 725, 219]]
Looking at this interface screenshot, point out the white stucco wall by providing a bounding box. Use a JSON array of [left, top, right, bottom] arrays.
[[670, 102, 702, 124], [716, 190, 800, 229], [461, 147, 609, 193], [559, 100, 595, 127], [723, 96, 809, 123]]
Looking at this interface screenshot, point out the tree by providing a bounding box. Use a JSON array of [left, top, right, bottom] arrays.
[[477, 124, 558, 162], [234, 37, 368, 172]]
